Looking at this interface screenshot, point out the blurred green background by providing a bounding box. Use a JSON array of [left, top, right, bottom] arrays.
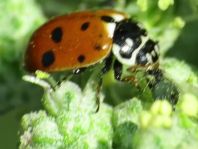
[[0, 0, 198, 148]]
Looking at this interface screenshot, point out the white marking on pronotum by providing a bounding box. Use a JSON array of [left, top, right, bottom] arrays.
[[125, 38, 133, 47], [112, 35, 149, 66], [105, 23, 116, 38], [121, 44, 130, 53], [112, 43, 121, 58], [119, 38, 134, 54], [104, 13, 126, 38], [111, 14, 126, 22]]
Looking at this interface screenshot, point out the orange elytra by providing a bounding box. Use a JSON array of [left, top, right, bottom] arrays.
[[25, 10, 128, 72]]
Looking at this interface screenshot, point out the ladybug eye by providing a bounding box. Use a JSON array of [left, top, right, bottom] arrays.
[[136, 51, 148, 65]]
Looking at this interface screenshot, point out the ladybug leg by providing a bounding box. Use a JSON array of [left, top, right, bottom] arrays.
[[113, 61, 140, 88], [95, 53, 113, 112], [121, 76, 140, 87], [146, 68, 163, 88], [126, 65, 139, 72], [113, 59, 123, 81], [125, 65, 141, 87], [125, 63, 159, 88], [102, 52, 113, 74], [95, 78, 102, 112], [127, 62, 159, 72], [56, 73, 73, 87]]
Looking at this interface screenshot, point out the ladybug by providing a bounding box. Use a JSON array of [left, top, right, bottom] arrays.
[[25, 9, 159, 82]]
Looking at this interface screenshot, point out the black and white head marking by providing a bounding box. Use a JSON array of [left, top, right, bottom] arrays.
[[136, 39, 159, 65], [112, 19, 159, 66]]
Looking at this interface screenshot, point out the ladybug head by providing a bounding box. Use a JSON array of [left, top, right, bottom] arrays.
[[112, 19, 159, 66]]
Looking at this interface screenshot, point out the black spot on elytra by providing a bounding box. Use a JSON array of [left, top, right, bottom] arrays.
[[101, 16, 115, 23], [81, 22, 90, 31], [51, 27, 63, 43], [42, 50, 55, 67], [94, 44, 102, 51], [99, 34, 103, 38], [77, 55, 85, 63]]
